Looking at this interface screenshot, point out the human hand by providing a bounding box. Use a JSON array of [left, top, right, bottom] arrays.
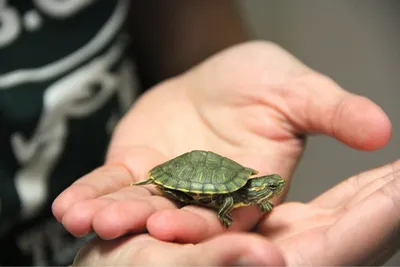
[[72, 160, 400, 266], [257, 159, 400, 266], [72, 233, 284, 266], [52, 41, 391, 243]]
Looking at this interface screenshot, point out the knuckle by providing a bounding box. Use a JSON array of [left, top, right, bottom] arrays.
[[290, 70, 333, 88], [65, 199, 92, 220], [52, 184, 94, 217]]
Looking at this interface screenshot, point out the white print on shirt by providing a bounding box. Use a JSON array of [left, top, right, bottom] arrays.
[[11, 37, 137, 219], [17, 217, 95, 265], [0, 0, 100, 48], [106, 58, 138, 134], [33, 0, 96, 18], [0, 0, 130, 88], [0, 0, 21, 48], [0, 0, 96, 48], [23, 9, 43, 32]]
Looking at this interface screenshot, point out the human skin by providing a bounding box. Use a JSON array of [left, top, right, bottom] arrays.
[[72, 160, 400, 266], [52, 41, 392, 244], [53, 2, 394, 265]]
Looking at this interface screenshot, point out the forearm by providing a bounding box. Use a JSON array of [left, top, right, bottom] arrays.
[[128, 0, 249, 87]]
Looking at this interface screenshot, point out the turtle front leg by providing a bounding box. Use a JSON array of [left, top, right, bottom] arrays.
[[217, 195, 234, 228], [159, 187, 193, 204], [259, 201, 273, 213]]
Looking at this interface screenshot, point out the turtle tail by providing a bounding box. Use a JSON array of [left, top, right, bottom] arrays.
[[131, 178, 153, 186]]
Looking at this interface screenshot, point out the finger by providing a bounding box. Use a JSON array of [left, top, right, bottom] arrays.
[[61, 185, 174, 238], [283, 72, 392, 150], [52, 164, 133, 222], [61, 197, 113, 237], [310, 160, 400, 209], [52, 147, 165, 222], [345, 166, 399, 210], [321, 168, 400, 265], [73, 233, 285, 266], [91, 196, 177, 239], [147, 205, 262, 243]]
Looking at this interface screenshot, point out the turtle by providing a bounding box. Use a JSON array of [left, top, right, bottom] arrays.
[[131, 150, 286, 228]]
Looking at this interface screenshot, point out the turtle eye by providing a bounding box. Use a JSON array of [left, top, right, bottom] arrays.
[[269, 184, 277, 190]]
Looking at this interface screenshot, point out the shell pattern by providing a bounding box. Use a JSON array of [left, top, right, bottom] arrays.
[[149, 150, 257, 194]]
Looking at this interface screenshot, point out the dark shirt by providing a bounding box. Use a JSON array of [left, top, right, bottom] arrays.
[[0, 0, 140, 265]]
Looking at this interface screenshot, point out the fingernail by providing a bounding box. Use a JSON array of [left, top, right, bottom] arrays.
[[75, 233, 88, 238], [101, 230, 123, 240], [75, 230, 92, 238], [235, 256, 261, 266]]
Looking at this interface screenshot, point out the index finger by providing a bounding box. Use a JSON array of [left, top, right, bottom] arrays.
[[52, 148, 165, 222], [310, 159, 400, 209], [52, 164, 133, 222], [323, 165, 400, 265]]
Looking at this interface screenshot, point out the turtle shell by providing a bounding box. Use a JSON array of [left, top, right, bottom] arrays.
[[149, 150, 258, 194]]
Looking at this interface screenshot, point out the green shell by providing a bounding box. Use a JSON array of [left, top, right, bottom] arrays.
[[148, 150, 258, 194]]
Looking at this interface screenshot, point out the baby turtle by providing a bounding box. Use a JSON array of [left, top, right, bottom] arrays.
[[132, 150, 286, 227]]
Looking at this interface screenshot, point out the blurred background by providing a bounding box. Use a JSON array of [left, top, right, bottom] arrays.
[[238, 0, 399, 265]]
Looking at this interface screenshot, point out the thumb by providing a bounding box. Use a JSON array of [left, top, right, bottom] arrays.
[[284, 72, 391, 150], [73, 233, 284, 267], [180, 233, 285, 266]]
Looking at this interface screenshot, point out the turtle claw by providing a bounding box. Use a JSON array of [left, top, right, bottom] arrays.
[[218, 213, 233, 228], [259, 201, 273, 212]]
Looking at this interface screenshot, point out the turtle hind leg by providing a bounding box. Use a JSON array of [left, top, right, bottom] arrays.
[[259, 201, 273, 213], [160, 187, 193, 204], [131, 178, 153, 186], [217, 195, 234, 228]]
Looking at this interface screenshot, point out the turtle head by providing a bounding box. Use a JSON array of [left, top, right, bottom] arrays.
[[242, 174, 286, 203]]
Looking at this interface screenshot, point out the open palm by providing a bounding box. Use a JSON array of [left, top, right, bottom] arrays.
[[52, 41, 391, 243], [73, 161, 400, 266], [260, 160, 399, 265]]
